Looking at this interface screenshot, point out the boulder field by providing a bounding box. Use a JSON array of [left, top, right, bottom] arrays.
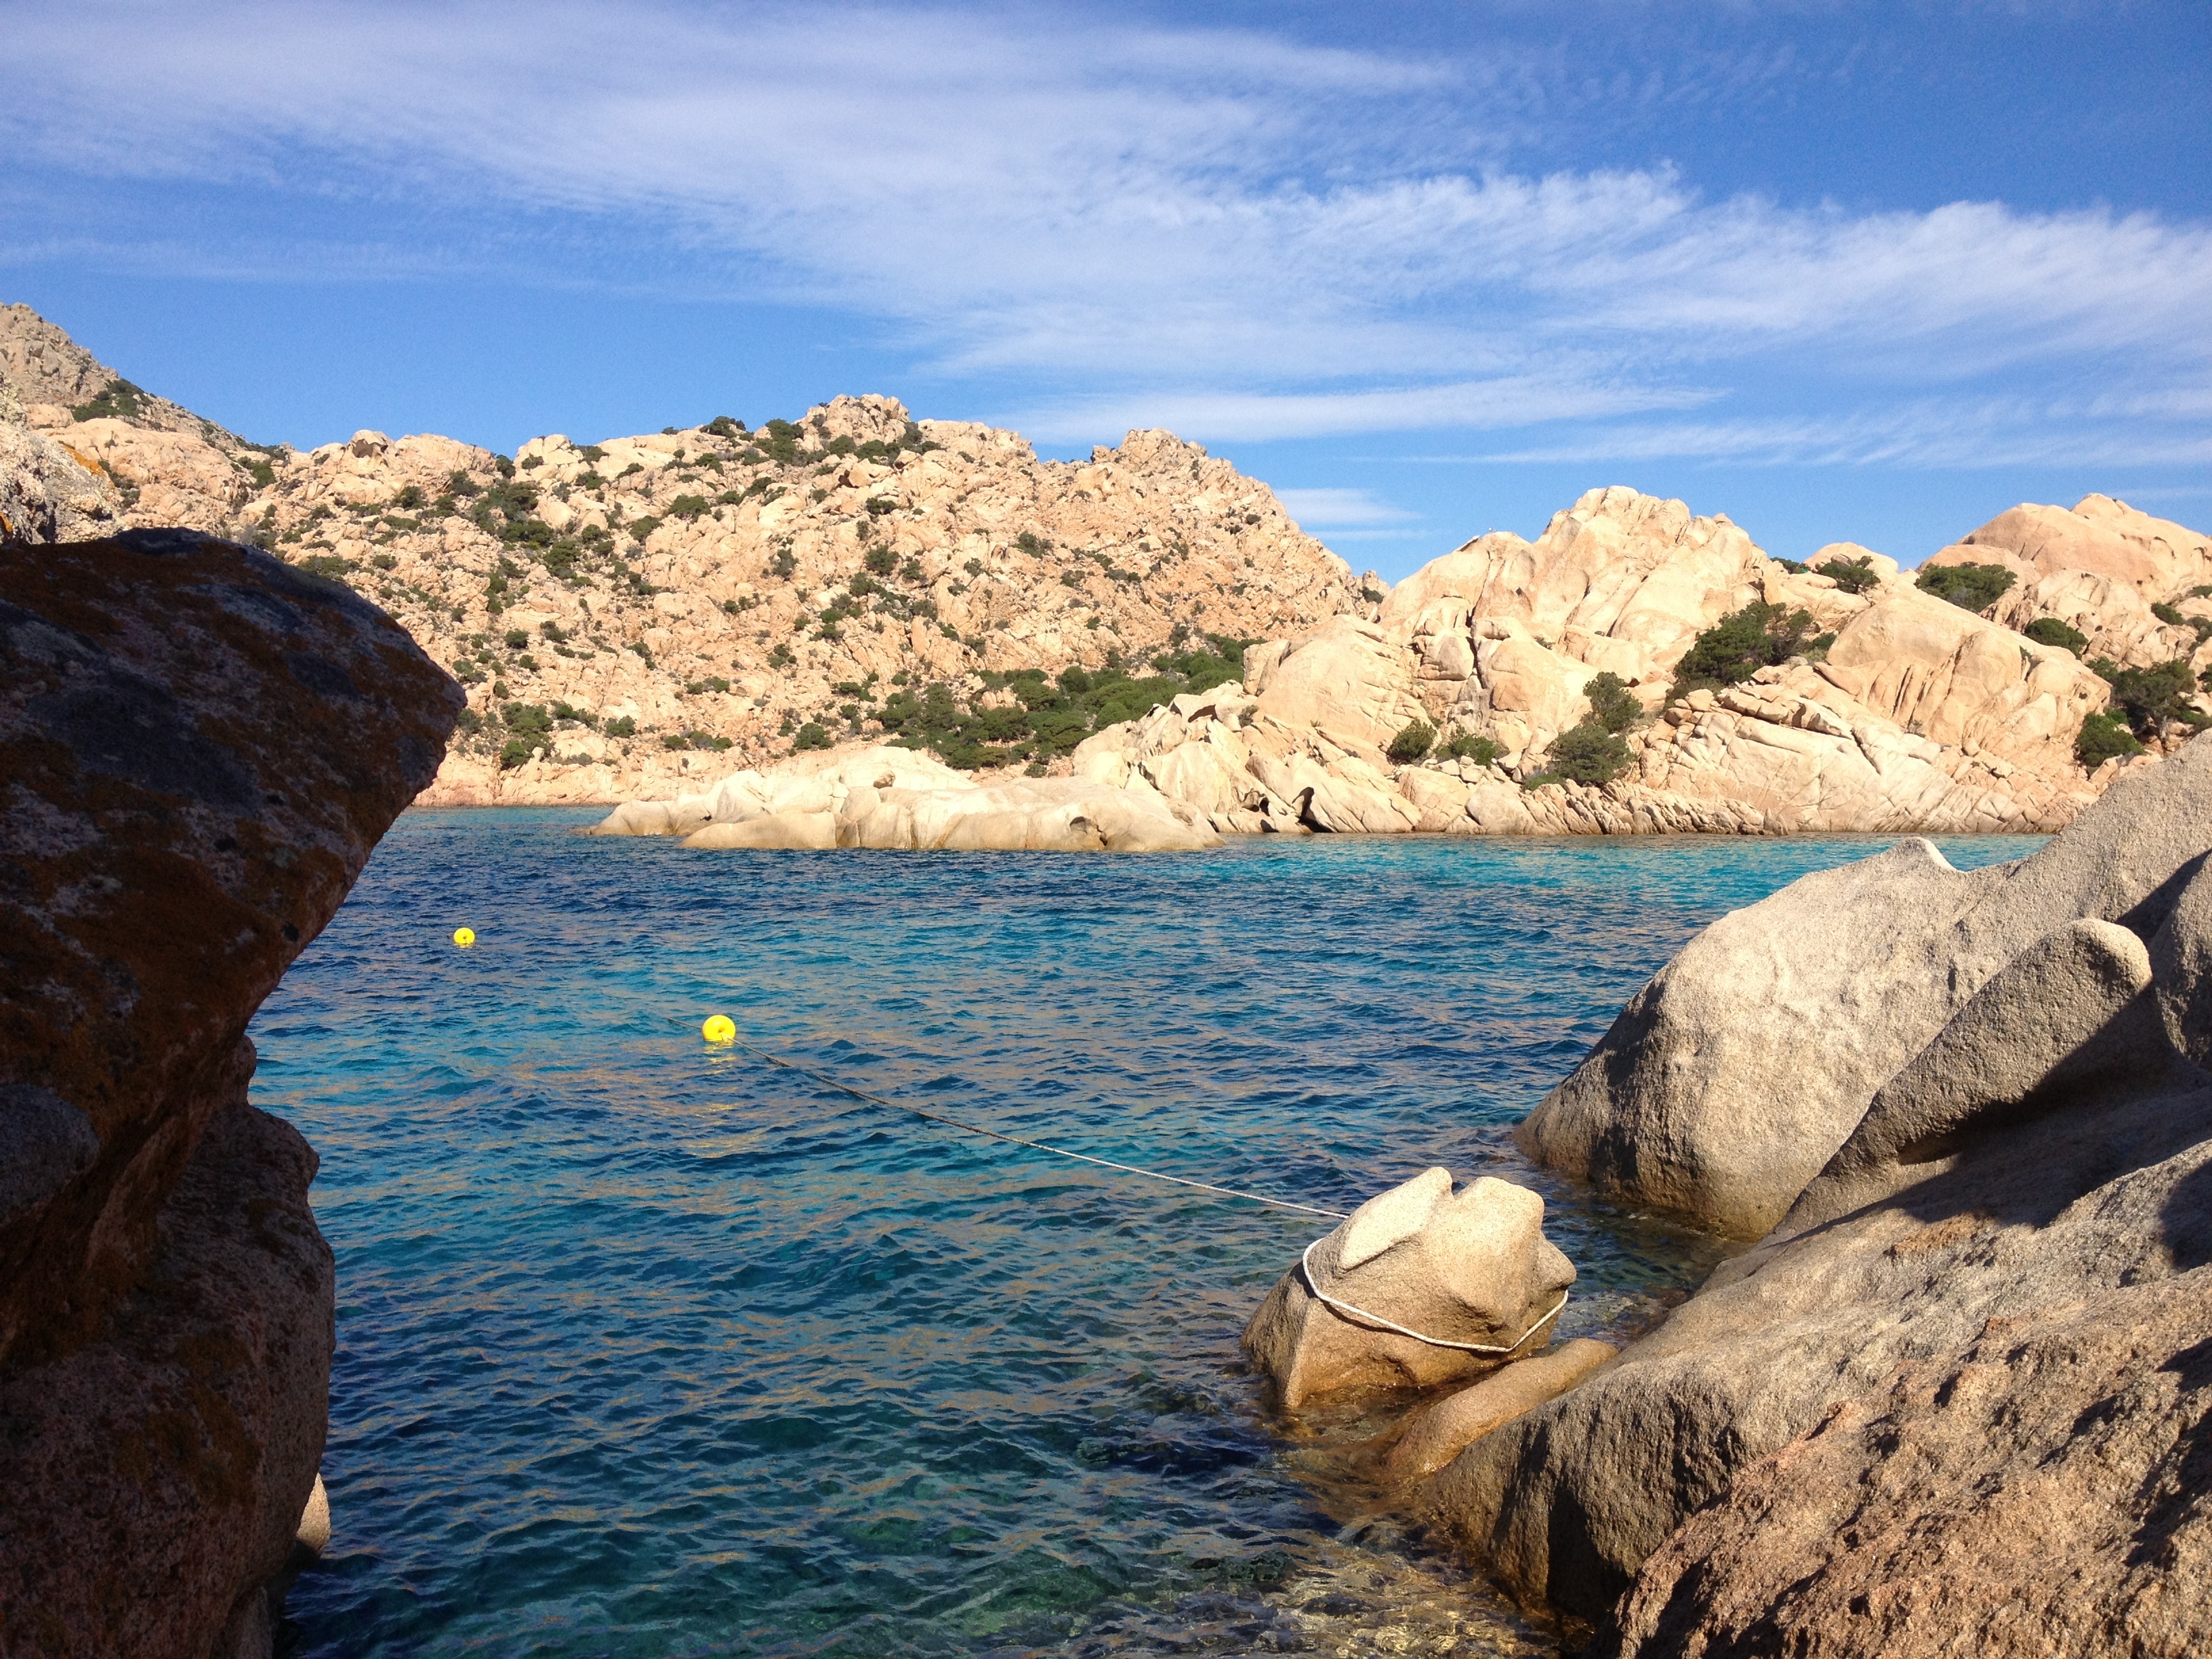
[[0, 530, 461, 1656], [1248, 735, 2212, 1656]]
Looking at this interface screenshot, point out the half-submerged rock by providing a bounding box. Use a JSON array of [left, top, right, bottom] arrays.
[[0, 529, 460, 1656], [592, 741, 1221, 852], [1242, 1168, 1574, 1409], [1425, 733, 2212, 1654]]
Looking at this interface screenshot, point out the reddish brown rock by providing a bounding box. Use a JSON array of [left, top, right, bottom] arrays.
[[0, 529, 461, 1656], [1599, 1273, 2212, 1659]]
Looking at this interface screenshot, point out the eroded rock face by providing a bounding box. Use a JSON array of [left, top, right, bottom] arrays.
[[592, 741, 1221, 852], [1426, 736, 2212, 1647], [1241, 1168, 1574, 1410], [0, 529, 461, 1656]]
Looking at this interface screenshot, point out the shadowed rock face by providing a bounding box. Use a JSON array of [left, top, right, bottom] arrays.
[[1425, 735, 2212, 1652], [1517, 736, 2212, 1237], [0, 530, 460, 1656]]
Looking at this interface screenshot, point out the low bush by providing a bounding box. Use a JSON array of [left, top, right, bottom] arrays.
[[2089, 657, 2206, 738], [794, 722, 833, 752], [668, 494, 711, 520], [1443, 730, 1505, 766], [603, 715, 636, 739], [1582, 671, 1640, 733], [70, 377, 146, 422], [1916, 561, 2018, 613], [1672, 602, 1821, 695], [1525, 720, 1630, 787], [863, 545, 897, 576], [1387, 718, 1436, 764], [1815, 554, 1880, 593], [2076, 710, 2144, 769], [2024, 616, 2088, 654]]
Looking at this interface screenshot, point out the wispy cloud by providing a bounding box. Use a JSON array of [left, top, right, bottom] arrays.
[[1, 0, 2206, 464], [1273, 487, 1421, 529]]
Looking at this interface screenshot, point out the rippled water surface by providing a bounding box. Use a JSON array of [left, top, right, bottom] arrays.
[[253, 817, 2036, 1658]]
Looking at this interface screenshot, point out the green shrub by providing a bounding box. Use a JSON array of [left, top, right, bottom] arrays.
[[1528, 720, 1630, 787], [2024, 616, 2088, 654], [550, 701, 594, 726], [767, 642, 795, 669], [1582, 671, 1640, 733], [2076, 710, 2144, 769], [628, 515, 663, 544], [2089, 657, 2205, 737], [1916, 561, 2018, 613], [863, 545, 897, 576], [1673, 602, 1821, 695], [770, 548, 796, 579], [498, 739, 535, 770], [1015, 530, 1047, 556], [794, 722, 833, 752], [603, 715, 636, 739], [705, 415, 742, 438], [1815, 554, 1880, 593], [247, 458, 277, 488], [668, 494, 711, 520], [70, 378, 146, 422], [1387, 718, 1436, 764], [370, 554, 398, 571], [1443, 730, 1506, 766]]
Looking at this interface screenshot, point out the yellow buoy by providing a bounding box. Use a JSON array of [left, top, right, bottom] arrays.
[[452, 927, 476, 948], [702, 1015, 736, 1045]]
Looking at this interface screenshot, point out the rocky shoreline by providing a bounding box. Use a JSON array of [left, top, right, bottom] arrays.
[[1239, 733, 2212, 1655]]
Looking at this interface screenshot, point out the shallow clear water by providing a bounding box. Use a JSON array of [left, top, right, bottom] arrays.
[[253, 819, 2036, 1658]]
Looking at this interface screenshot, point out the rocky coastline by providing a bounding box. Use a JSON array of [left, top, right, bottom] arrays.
[[1239, 733, 2212, 1655], [0, 529, 460, 1656]]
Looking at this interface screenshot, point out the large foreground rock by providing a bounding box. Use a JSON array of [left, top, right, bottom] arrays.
[[0, 530, 460, 1656], [593, 741, 1221, 852], [1517, 735, 2212, 1235], [1422, 736, 2212, 1652]]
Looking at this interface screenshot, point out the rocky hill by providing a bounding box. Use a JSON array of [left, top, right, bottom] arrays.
[[1068, 485, 2212, 838], [0, 304, 1369, 805], [7, 300, 2207, 838]]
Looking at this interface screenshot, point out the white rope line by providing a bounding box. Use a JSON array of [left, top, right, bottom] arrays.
[[1300, 1238, 1571, 1355], [727, 1033, 1568, 1357], [727, 1037, 1354, 1221]]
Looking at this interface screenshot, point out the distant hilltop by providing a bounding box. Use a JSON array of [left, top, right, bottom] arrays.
[[3, 300, 2208, 834]]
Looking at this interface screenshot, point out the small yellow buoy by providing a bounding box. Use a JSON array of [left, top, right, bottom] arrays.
[[702, 1015, 736, 1044], [453, 927, 476, 948]]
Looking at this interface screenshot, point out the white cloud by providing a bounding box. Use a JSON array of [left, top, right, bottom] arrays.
[[1273, 488, 1421, 529], [1, 0, 2206, 463]]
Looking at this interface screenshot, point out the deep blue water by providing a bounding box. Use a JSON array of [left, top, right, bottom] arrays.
[[251, 819, 2036, 1658]]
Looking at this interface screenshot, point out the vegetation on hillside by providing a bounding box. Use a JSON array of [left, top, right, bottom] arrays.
[[1523, 670, 1640, 790], [1916, 561, 2017, 612], [1671, 602, 1831, 698], [874, 636, 1253, 771]]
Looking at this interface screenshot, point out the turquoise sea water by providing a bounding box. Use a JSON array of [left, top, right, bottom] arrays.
[[251, 817, 2036, 1658]]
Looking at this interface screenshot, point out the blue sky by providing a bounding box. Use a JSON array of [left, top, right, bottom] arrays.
[[3, 0, 2206, 577]]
